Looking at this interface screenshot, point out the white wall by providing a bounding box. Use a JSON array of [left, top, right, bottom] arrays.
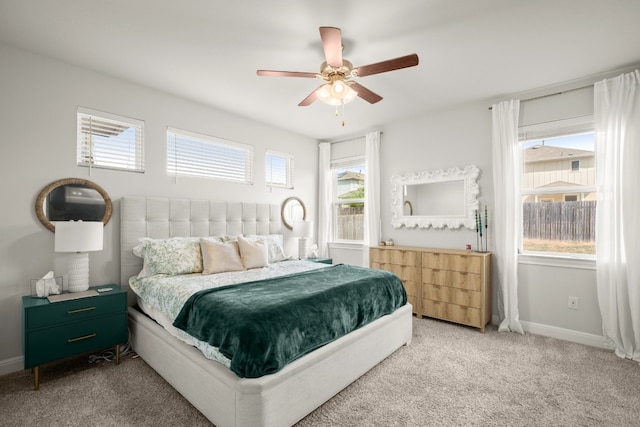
[[0, 43, 318, 373]]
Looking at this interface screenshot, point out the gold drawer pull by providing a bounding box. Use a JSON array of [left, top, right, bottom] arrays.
[[68, 333, 97, 343], [68, 307, 96, 314]]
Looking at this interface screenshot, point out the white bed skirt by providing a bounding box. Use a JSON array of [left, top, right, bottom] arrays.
[[129, 303, 413, 427]]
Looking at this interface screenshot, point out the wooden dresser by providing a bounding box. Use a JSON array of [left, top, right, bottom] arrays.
[[370, 246, 491, 332]]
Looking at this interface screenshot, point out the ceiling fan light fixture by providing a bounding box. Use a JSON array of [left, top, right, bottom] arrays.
[[316, 80, 357, 106]]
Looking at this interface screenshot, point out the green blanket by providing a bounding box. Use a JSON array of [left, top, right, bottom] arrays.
[[172, 264, 407, 378]]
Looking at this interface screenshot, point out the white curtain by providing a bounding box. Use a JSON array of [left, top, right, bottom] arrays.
[[317, 142, 334, 258], [363, 131, 381, 266], [491, 100, 524, 334], [594, 70, 640, 361]]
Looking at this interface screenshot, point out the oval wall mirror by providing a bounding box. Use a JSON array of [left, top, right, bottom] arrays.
[[35, 178, 112, 232], [281, 196, 306, 230]]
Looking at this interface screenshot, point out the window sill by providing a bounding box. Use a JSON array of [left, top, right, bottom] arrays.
[[328, 241, 364, 250], [518, 253, 596, 270]]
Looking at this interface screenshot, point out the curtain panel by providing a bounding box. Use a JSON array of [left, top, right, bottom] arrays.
[[491, 100, 524, 334], [594, 70, 640, 361], [363, 131, 381, 266], [317, 142, 333, 258]]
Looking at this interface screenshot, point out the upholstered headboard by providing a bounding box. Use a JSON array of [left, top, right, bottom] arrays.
[[120, 196, 282, 305]]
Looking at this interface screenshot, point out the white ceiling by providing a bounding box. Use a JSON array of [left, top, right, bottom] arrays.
[[2, 0, 640, 140]]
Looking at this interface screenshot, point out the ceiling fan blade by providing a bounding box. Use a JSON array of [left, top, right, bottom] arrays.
[[257, 70, 317, 78], [298, 87, 321, 106], [350, 82, 383, 104], [354, 53, 419, 77], [319, 27, 343, 68]]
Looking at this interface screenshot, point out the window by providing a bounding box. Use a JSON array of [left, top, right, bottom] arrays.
[[332, 157, 365, 241], [520, 129, 596, 256], [167, 128, 253, 184], [266, 150, 293, 188], [77, 107, 144, 172]]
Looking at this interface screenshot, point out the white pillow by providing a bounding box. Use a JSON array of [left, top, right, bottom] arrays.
[[200, 238, 245, 275], [237, 235, 269, 269], [244, 234, 288, 263]]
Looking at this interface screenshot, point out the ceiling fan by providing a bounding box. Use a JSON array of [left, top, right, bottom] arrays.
[[257, 27, 419, 107]]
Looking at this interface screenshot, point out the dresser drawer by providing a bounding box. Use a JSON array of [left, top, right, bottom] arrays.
[[422, 268, 482, 291], [422, 300, 482, 327], [371, 249, 418, 266], [422, 253, 482, 274], [25, 292, 127, 330], [422, 284, 482, 308], [375, 263, 419, 282], [25, 312, 128, 368]]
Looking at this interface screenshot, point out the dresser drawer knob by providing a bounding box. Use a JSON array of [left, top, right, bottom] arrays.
[[67, 306, 96, 314], [67, 333, 97, 343]]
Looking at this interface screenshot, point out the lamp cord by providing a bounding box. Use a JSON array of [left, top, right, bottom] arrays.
[[88, 341, 136, 364]]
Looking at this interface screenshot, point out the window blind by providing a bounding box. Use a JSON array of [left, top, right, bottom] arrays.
[[77, 107, 144, 172], [519, 115, 594, 141], [266, 150, 293, 188], [167, 128, 253, 184]]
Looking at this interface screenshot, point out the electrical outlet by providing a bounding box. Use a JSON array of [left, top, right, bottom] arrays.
[[568, 296, 579, 310]]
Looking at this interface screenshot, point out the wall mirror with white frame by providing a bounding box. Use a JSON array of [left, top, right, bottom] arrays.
[[390, 164, 480, 229]]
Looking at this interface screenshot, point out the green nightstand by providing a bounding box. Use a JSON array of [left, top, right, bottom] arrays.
[[22, 284, 128, 390], [306, 257, 333, 265]]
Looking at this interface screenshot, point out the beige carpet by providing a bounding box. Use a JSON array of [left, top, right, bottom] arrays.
[[2, 317, 639, 427]]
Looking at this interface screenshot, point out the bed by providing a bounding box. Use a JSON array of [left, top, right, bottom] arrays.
[[120, 196, 413, 427]]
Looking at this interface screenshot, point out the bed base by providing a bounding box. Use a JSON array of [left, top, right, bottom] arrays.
[[129, 303, 412, 427]]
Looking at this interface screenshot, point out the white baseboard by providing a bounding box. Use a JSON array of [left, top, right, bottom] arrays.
[[491, 315, 607, 349], [0, 355, 24, 376]]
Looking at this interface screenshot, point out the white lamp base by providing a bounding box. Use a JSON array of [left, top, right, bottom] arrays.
[[67, 252, 90, 293], [298, 238, 308, 260]]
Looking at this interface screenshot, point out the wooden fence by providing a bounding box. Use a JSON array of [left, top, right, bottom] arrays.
[[523, 201, 596, 242], [336, 206, 364, 241]]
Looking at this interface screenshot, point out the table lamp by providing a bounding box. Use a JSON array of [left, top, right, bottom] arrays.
[[293, 220, 313, 259], [54, 220, 103, 292]]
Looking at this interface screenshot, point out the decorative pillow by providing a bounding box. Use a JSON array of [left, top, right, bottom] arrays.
[[244, 234, 289, 263], [237, 235, 269, 269], [133, 237, 203, 277], [200, 238, 245, 275]]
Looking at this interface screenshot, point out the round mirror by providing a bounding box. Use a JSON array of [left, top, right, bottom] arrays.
[[35, 178, 112, 232], [281, 196, 306, 230]]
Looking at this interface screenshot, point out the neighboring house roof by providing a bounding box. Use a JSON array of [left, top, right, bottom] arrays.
[[337, 171, 364, 181], [538, 180, 584, 188], [525, 145, 593, 163]]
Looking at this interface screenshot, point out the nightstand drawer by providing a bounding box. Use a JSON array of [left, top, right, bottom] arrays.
[[25, 313, 127, 368], [25, 292, 126, 330]]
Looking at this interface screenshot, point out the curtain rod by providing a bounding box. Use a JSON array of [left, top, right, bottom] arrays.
[[488, 84, 592, 110], [321, 131, 383, 144]]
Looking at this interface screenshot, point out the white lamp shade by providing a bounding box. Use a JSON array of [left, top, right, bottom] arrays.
[[293, 220, 313, 238], [54, 221, 104, 252]]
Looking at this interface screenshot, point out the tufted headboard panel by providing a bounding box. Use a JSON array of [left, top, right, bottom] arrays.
[[120, 196, 282, 305]]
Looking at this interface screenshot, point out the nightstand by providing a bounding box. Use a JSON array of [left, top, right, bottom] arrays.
[[306, 257, 333, 264], [22, 284, 128, 390]]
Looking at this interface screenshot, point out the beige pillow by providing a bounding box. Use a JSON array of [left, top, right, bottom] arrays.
[[200, 238, 245, 275], [237, 235, 269, 269]]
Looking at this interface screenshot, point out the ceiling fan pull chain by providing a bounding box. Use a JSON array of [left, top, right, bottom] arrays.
[[342, 102, 346, 127]]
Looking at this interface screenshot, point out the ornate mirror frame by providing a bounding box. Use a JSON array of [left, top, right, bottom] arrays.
[[35, 178, 112, 232], [281, 196, 306, 230], [390, 164, 480, 229]]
